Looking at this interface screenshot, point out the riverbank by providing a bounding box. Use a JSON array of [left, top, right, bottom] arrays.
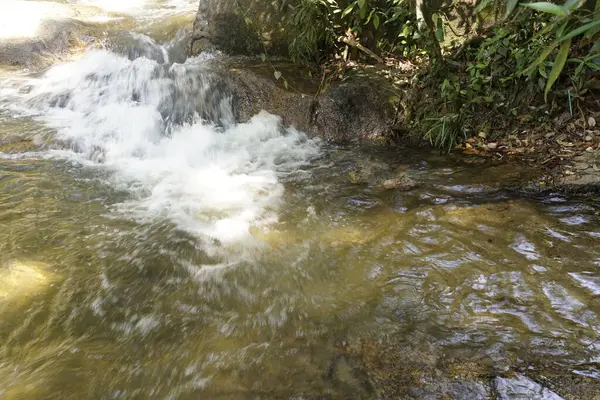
[[187, 0, 600, 194]]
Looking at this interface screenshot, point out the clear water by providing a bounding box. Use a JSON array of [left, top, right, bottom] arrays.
[[1, 1, 600, 398]]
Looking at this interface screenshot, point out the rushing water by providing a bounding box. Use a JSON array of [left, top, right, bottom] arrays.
[[1, 1, 600, 399]]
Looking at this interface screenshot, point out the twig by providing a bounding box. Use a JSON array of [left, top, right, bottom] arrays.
[[339, 37, 384, 64]]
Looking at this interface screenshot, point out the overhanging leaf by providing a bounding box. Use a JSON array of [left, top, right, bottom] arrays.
[[524, 42, 558, 75], [556, 20, 569, 37], [545, 38, 571, 101], [342, 3, 355, 17], [475, 0, 493, 12], [521, 2, 567, 16], [373, 14, 380, 29], [435, 15, 444, 42], [556, 20, 600, 42], [575, 61, 585, 76], [506, 0, 519, 18], [563, 0, 585, 10], [360, 3, 367, 19], [274, 71, 282, 80], [364, 9, 375, 24]]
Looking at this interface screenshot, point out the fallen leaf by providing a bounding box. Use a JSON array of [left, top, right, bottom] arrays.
[[589, 117, 597, 128], [564, 170, 575, 175], [348, 172, 357, 183]]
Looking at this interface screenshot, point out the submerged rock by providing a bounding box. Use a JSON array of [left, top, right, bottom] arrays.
[[382, 175, 417, 191], [494, 374, 564, 400], [0, 140, 37, 153], [0, 260, 57, 304]]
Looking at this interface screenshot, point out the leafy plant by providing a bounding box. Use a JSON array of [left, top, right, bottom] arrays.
[[288, 0, 419, 63], [424, 114, 464, 152], [289, 0, 337, 63], [520, 0, 600, 99]]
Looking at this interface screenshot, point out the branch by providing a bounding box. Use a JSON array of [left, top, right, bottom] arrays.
[[339, 37, 384, 64]]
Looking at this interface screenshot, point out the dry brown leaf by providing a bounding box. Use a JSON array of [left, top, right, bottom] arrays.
[[462, 148, 480, 155]]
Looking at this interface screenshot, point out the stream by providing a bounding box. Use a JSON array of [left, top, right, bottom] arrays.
[[1, 1, 600, 399]]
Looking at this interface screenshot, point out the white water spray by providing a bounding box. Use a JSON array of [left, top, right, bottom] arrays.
[[1, 50, 320, 244]]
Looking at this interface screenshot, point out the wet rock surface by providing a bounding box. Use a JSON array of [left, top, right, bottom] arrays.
[[0, 19, 92, 68], [557, 150, 600, 190], [0, 2, 103, 68], [382, 175, 417, 190], [494, 374, 564, 400], [203, 58, 396, 142]]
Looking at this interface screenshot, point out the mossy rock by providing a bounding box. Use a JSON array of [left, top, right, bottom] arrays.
[[0, 140, 36, 153]]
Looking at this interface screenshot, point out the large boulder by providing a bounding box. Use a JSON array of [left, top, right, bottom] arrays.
[[0, 1, 102, 68], [190, 0, 295, 56], [205, 59, 396, 142]]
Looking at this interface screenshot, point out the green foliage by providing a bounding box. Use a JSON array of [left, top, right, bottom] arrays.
[[422, 0, 600, 149], [289, 0, 336, 63], [288, 0, 419, 63], [519, 0, 600, 99], [282, 0, 599, 150], [424, 114, 463, 152]]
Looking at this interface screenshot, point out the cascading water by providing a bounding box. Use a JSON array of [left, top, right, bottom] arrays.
[[1, 46, 321, 247]]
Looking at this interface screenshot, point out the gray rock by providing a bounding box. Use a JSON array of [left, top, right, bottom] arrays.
[[494, 374, 565, 400], [204, 58, 396, 142], [311, 81, 394, 142], [104, 32, 167, 63], [409, 380, 491, 400], [0, 19, 87, 68], [0, 2, 103, 68], [382, 176, 417, 191]]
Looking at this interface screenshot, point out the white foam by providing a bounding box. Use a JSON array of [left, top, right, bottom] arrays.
[[3, 50, 320, 244], [74, 0, 198, 14], [74, 0, 150, 13]]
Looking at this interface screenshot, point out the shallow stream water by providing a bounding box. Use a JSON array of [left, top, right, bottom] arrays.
[[1, 1, 600, 398]]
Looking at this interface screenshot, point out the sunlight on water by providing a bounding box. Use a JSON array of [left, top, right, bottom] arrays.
[[76, 0, 149, 12], [0, 1, 71, 39]]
